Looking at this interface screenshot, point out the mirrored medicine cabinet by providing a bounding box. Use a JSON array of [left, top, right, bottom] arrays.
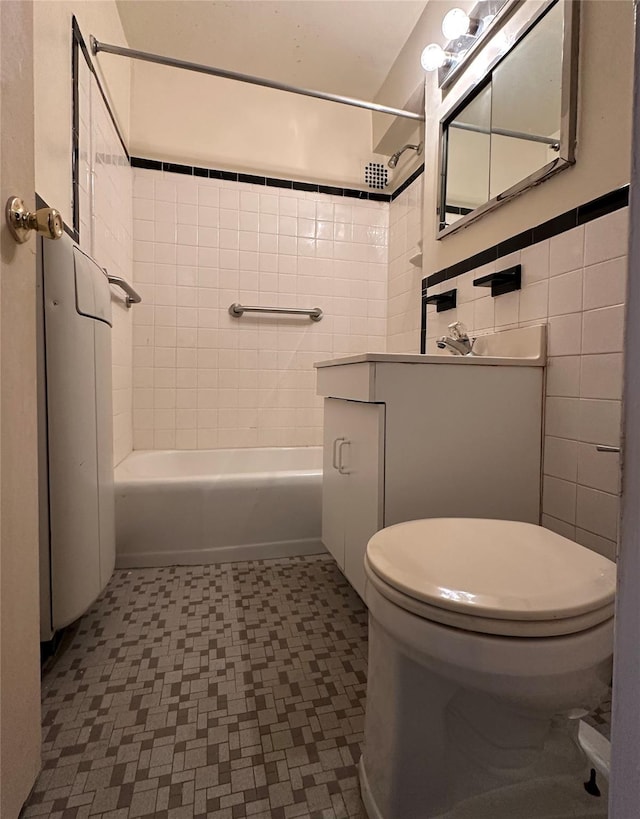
[[438, 0, 579, 237]]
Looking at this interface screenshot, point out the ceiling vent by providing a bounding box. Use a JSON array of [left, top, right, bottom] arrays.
[[364, 162, 389, 190]]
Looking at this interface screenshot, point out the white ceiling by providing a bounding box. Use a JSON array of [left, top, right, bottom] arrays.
[[115, 0, 427, 100]]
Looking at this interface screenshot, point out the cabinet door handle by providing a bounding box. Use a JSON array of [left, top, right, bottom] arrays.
[[337, 439, 350, 475], [332, 437, 345, 470]]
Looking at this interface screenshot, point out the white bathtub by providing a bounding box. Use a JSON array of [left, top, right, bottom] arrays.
[[114, 447, 324, 567]]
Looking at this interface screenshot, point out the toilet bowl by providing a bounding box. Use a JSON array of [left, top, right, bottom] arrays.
[[359, 518, 616, 819]]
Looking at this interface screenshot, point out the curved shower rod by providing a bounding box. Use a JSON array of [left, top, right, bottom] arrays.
[[91, 37, 425, 123]]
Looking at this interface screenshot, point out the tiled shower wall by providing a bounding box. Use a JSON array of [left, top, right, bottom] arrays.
[[387, 176, 424, 353], [425, 207, 628, 560], [77, 56, 133, 466], [131, 170, 388, 449]]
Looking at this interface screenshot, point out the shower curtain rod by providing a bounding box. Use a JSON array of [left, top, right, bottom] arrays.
[[91, 37, 425, 122]]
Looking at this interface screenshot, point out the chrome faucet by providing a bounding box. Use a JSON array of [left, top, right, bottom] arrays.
[[436, 322, 475, 356]]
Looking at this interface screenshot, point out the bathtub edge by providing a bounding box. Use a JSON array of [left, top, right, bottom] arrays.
[[115, 537, 327, 569]]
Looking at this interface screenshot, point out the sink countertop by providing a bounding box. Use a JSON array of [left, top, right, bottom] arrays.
[[314, 352, 545, 368], [315, 325, 546, 368]]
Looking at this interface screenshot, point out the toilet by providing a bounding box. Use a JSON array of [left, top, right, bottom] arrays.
[[359, 518, 616, 819]]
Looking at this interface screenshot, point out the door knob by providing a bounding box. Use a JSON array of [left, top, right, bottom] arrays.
[[5, 196, 64, 244]]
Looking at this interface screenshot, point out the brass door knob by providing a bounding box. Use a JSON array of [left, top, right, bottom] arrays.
[[5, 196, 64, 243]]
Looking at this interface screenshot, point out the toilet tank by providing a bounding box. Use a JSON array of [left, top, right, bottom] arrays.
[[37, 235, 115, 640]]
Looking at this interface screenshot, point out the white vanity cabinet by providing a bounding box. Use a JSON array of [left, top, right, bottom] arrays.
[[322, 399, 385, 598], [316, 340, 546, 599]]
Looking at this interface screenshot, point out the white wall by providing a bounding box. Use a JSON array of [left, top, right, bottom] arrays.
[[422, 0, 634, 274], [131, 169, 388, 449], [34, 1, 131, 228], [129, 62, 387, 190], [425, 207, 628, 560]]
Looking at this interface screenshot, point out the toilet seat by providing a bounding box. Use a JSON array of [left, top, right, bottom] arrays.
[[365, 519, 616, 638]]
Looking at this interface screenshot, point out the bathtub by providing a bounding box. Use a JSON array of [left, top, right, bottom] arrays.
[[114, 447, 324, 567]]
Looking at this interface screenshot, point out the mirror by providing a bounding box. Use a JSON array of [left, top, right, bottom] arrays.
[[438, 0, 578, 235]]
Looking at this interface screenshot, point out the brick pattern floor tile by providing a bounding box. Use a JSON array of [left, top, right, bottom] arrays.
[[23, 553, 612, 818], [24, 556, 369, 819]]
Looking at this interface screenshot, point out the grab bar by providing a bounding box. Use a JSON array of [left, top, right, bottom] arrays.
[[106, 273, 142, 308], [229, 303, 323, 321]]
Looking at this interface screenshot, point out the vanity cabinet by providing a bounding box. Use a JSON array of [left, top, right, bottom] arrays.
[[322, 399, 385, 599], [316, 345, 545, 600]]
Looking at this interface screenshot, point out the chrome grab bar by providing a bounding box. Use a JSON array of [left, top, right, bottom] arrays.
[[106, 273, 142, 308], [229, 303, 323, 321]]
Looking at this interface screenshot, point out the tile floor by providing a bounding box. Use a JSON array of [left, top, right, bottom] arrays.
[[25, 556, 368, 819], [24, 554, 612, 819]]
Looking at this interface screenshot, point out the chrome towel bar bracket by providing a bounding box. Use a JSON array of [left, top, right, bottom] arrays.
[[229, 303, 323, 321], [106, 272, 142, 308]]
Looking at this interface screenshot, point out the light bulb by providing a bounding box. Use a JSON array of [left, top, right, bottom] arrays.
[[421, 43, 447, 72], [442, 8, 470, 40]]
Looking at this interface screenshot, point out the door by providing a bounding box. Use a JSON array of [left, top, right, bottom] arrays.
[[0, 2, 42, 816], [322, 398, 347, 567], [322, 398, 385, 598], [342, 401, 385, 600]]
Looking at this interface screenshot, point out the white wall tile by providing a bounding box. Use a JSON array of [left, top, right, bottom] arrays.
[[548, 269, 583, 316], [575, 527, 617, 561], [520, 240, 550, 284], [582, 305, 625, 353], [583, 257, 627, 310], [494, 290, 519, 327], [578, 399, 622, 447], [543, 475, 577, 524], [422, 206, 627, 557], [386, 177, 423, 353], [580, 353, 623, 400], [549, 226, 584, 277], [474, 295, 495, 330], [546, 356, 580, 398], [576, 486, 619, 541], [545, 397, 580, 440], [84, 70, 133, 466], [133, 169, 389, 448], [547, 313, 582, 356], [543, 436, 578, 482], [584, 209, 628, 266], [541, 514, 576, 541], [519, 280, 549, 322], [577, 442, 620, 494]]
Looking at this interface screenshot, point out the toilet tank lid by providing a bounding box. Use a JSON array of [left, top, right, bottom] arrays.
[[366, 519, 616, 622]]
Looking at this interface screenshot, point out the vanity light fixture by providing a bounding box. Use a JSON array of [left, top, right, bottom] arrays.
[[442, 8, 479, 39], [421, 43, 453, 72], [420, 0, 510, 82], [422, 8, 482, 73]]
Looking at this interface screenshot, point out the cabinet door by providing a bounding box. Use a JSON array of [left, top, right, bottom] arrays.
[[341, 402, 385, 600], [322, 398, 347, 568]]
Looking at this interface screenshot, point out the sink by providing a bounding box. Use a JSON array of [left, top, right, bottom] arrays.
[[466, 325, 546, 361], [315, 325, 546, 369]]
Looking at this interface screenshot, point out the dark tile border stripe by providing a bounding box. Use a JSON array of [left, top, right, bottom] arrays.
[[72, 18, 130, 240], [71, 16, 424, 223], [131, 157, 424, 204], [390, 164, 425, 202], [420, 184, 630, 353], [425, 185, 629, 288]]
